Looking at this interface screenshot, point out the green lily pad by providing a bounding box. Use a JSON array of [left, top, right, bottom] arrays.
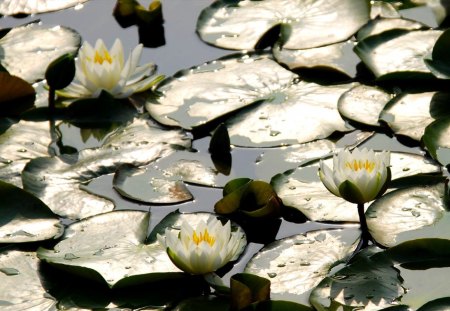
[[366, 180, 449, 247], [272, 152, 441, 222], [146, 53, 297, 129], [272, 40, 360, 79], [356, 17, 427, 41], [245, 228, 359, 305], [0, 120, 51, 187], [0, 0, 89, 15], [338, 84, 392, 127], [380, 91, 450, 141], [0, 249, 57, 310], [22, 118, 191, 219], [226, 81, 355, 147], [310, 239, 450, 309], [0, 22, 81, 82], [0, 72, 35, 116], [0, 180, 62, 243], [196, 0, 370, 50], [354, 29, 442, 79], [425, 28, 450, 79], [422, 116, 450, 165]]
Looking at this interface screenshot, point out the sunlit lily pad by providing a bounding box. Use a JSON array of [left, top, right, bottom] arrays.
[[0, 22, 81, 82], [356, 17, 427, 41], [272, 152, 441, 222], [245, 228, 359, 305], [22, 118, 191, 219], [338, 84, 392, 127], [146, 53, 297, 129], [0, 0, 88, 15], [226, 81, 355, 147], [0, 181, 62, 243], [367, 180, 449, 247], [354, 29, 442, 79], [0, 120, 51, 187], [422, 116, 450, 166], [272, 41, 360, 78], [196, 0, 370, 50], [370, 1, 401, 19], [310, 239, 450, 309], [0, 249, 57, 310], [380, 91, 450, 141]]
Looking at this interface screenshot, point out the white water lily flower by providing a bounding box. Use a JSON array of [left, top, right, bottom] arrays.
[[319, 148, 390, 204], [57, 38, 162, 99], [158, 216, 246, 275]]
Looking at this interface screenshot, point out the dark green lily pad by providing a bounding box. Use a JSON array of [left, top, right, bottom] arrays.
[[226, 81, 354, 147], [356, 17, 427, 41], [0, 22, 81, 82], [22, 118, 191, 219], [0, 72, 35, 116], [310, 239, 450, 309], [380, 91, 450, 141], [0, 0, 89, 15], [0, 120, 51, 187], [197, 0, 370, 50], [0, 180, 62, 243], [146, 53, 297, 129], [422, 116, 450, 165], [338, 84, 392, 127], [245, 228, 359, 305], [366, 180, 449, 247], [0, 249, 57, 310], [272, 41, 360, 78], [425, 28, 450, 79], [354, 29, 442, 79], [272, 152, 441, 222]]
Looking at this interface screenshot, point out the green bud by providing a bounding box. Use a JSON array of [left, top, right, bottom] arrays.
[[45, 53, 76, 90]]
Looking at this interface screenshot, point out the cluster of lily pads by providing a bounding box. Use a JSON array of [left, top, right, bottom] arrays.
[[1, 0, 450, 310]]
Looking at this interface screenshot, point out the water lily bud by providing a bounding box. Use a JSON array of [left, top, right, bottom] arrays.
[[45, 53, 75, 90], [157, 216, 246, 275], [319, 148, 391, 204]]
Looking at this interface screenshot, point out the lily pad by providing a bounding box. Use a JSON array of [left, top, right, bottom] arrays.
[[272, 40, 360, 78], [356, 17, 427, 41], [0, 72, 35, 116], [196, 0, 370, 50], [0, 249, 57, 310], [422, 116, 450, 165], [146, 53, 297, 129], [0, 0, 88, 15], [310, 239, 450, 309], [380, 91, 450, 141], [338, 84, 392, 127], [0, 180, 62, 243], [0, 120, 51, 187], [272, 152, 441, 222], [245, 228, 359, 305], [22, 117, 191, 219], [226, 81, 355, 147], [0, 22, 81, 83], [354, 29, 442, 79], [424, 28, 450, 79], [366, 180, 449, 247]]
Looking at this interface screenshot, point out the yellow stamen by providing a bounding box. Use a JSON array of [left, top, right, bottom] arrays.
[[345, 159, 375, 173], [94, 50, 113, 64], [192, 229, 216, 246]]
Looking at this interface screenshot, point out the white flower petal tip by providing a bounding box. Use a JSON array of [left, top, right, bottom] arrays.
[[318, 148, 391, 204], [158, 216, 247, 275], [57, 38, 161, 99]]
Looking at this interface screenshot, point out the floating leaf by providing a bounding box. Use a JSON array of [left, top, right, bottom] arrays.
[[245, 228, 359, 305], [22, 118, 191, 219], [197, 0, 370, 50], [338, 84, 392, 127], [310, 239, 450, 309], [0, 249, 57, 311], [0, 0, 89, 15], [0, 120, 51, 187], [0, 22, 81, 82], [0, 180, 62, 243], [422, 116, 450, 165], [425, 28, 450, 79], [146, 53, 297, 129], [230, 273, 270, 310], [272, 152, 441, 222], [226, 81, 354, 147], [380, 91, 450, 141], [366, 180, 449, 247], [0, 72, 35, 116], [356, 17, 427, 41], [354, 29, 442, 79]]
